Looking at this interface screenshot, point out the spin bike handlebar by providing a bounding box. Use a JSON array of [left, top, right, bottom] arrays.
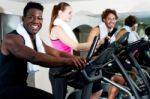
[[86, 36, 100, 61], [115, 38, 150, 54], [81, 36, 103, 82]]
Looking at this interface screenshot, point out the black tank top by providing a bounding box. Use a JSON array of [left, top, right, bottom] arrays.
[[0, 30, 28, 86]]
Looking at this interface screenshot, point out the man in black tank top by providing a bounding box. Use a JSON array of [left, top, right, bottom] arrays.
[[0, 2, 86, 99]]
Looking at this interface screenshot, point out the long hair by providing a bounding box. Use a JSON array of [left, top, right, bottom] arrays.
[[49, 2, 70, 33]]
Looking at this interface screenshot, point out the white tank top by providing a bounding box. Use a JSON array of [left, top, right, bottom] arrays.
[[122, 25, 140, 43], [99, 22, 116, 43]]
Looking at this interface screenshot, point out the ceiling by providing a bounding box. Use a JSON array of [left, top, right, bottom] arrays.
[[6, 0, 150, 25], [9, 0, 89, 3]]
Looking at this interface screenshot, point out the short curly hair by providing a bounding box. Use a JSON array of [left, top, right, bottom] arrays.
[[124, 15, 138, 27], [23, 1, 43, 16], [101, 8, 118, 22]]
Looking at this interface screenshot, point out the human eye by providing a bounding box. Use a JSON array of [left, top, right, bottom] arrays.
[[38, 17, 43, 21], [27, 16, 33, 19]]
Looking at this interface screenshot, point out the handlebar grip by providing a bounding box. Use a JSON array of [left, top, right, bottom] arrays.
[[81, 67, 102, 82], [86, 36, 99, 61], [108, 28, 117, 37]]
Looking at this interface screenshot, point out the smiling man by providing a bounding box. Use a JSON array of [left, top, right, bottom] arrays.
[[87, 9, 126, 99], [0, 2, 86, 99]]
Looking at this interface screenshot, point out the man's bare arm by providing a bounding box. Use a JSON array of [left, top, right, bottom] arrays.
[[2, 34, 85, 69]]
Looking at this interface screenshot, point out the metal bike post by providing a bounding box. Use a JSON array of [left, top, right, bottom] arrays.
[[112, 53, 140, 99]]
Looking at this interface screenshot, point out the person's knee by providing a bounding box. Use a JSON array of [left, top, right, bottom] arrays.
[[111, 75, 125, 85], [91, 90, 102, 99]]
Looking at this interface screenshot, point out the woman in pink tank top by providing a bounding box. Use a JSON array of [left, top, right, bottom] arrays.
[[49, 2, 102, 99], [49, 4, 93, 55], [51, 39, 72, 54]]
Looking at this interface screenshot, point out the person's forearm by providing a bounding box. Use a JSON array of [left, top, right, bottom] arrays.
[[29, 52, 73, 68], [77, 42, 91, 51], [58, 51, 73, 58]]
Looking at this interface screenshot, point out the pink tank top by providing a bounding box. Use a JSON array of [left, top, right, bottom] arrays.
[[51, 39, 72, 54]]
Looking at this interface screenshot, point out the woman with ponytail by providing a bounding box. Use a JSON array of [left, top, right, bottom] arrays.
[[49, 2, 91, 54], [49, 2, 102, 99]]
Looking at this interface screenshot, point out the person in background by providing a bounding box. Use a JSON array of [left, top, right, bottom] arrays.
[[131, 22, 140, 40], [87, 9, 118, 50], [87, 8, 127, 99], [49, 2, 102, 99], [141, 26, 150, 65], [110, 15, 140, 99], [144, 26, 150, 40], [0, 40, 1, 51], [116, 15, 140, 43], [0, 2, 86, 99]]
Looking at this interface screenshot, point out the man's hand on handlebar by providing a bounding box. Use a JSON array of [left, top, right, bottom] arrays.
[[107, 36, 112, 41], [97, 36, 112, 48], [97, 39, 104, 48], [69, 56, 87, 70]]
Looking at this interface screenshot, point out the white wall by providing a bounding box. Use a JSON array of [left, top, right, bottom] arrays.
[[0, 1, 25, 15]]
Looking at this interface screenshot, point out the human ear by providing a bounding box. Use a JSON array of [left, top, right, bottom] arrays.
[[22, 16, 24, 22]]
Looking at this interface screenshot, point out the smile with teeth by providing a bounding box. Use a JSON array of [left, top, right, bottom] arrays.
[[31, 25, 38, 29]]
